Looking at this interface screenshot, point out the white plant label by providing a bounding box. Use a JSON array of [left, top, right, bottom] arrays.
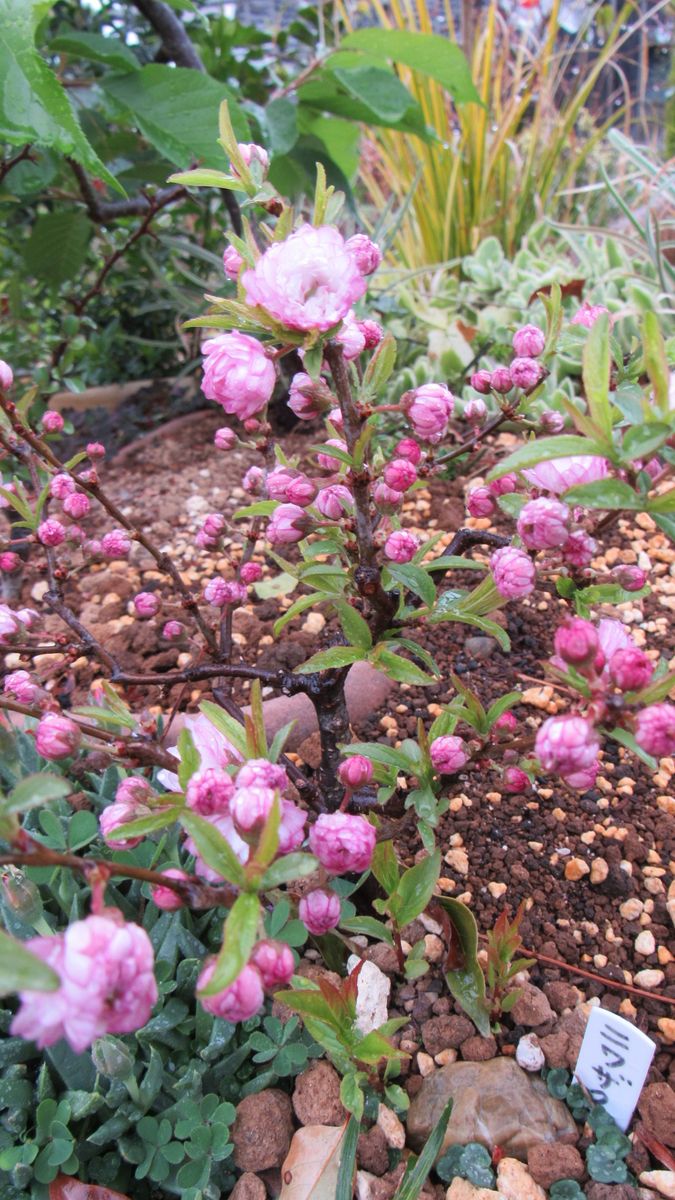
[[574, 1006, 656, 1130]]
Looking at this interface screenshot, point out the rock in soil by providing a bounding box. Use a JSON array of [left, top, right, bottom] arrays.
[[357, 1125, 390, 1176], [291, 1060, 346, 1127], [639, 1173, 675, 1199], [527, 1142, 585, 1188], [229, 1173, 267, 1200], [496, 1158, 546, 1200], [445, 1180, 506, 1199], [637, 1082, 675, 1148], [510, 984, 555, 1028], [421, 1015, 475, 1056], [587, 1186, 639, 1200], [406, 1057, 578, 1161], [356, 1162, 438, 1200], [232, 1089, 293, 1171]]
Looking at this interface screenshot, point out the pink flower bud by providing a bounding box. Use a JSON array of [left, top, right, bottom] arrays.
[[214, 426, 237, 451], [510, 357, 544, 391], [101, 529, 131, 558], [494, 711, 518, 734], [316, 439, 348, 472], [78, 468, 97, 485], [203, 578, 247, 607], [561, 530, 597, 568], [36, 712, 81, 760], [201, 331, 275, 421], [115, 776, 153, 807], [230, 785, 276, 835], [240, 562, 262, 584], [41, 411, 64, 434], [87, 442, 105, 459], [15, 607, 38, 630], [395, 438, 422, 464], [490, 367, 512, 393], [373, 481, 403, 510], [513, 324, 545, 358], [405, 384, 454, 442], [3, 670, 40, 704], [554, 619, 599, 669], [83, 538, 103, 557], [50, 473, 76, 500], [383, 458, 417, 492], [267, 503, 310, 544], [467, 486, 496, 518], [66, 525, 86, 544], [609, 647, 653, 692], [100, 800, 148, 849], [0, 360, 13, 390], [489, 473, 518, 497], [299, 888, 341, 935], [570, 301, 610, 329], [610, 564, 647, 592], [470, 369, 492, 394], [236, 759, 288, 791], [162, 619, 185, 640], [151, 868, 190, 911], [251, 940, 295, 989], [336, 313, 366, 360], [540, 410, 565, 434], [223, 245, 243, 280], [561, 760, 599, 790], [346, 234, 382, 275], [358, 319, 383, 348], [327, 407, 344, 430], [0, 606, 22, 646], [37, 518, 66, 547], [278, 800, 306, 855], [535, 715, 599, 776], [430, 735, 468, 774], [202, 513, 225, 539], [338, 755, 373, 789], [267, 468, 317, 507], [490, 546, 536, 599], [288, 373, 330, 420], [309, 812, 376, 874], [503, 766, 530, 792], [464, 398, 487, 426], [517, 497, 570, 550], [186, 768, 235, 815], [134, 591, 160, 619], [198, 960, 264, 1022], [62, 492, 91, 519], [635, 703, 675, 757], [196, 529, 218, 551], [384, 529, 419, 563], [0, 551, 21, 573], [232, 142, 269, 174], [316, 485, 353, 520]]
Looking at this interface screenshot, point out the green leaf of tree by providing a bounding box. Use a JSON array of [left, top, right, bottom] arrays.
[[294, 646, 366, 674], [199, 893, 260, 995], [5, 773, 70, 814], [562, 478, 643, 510], [582, 313, 613, 445], [22, 212, 92, 286], [50, 31, 140, 73], [0, 929, 59, 996], [331, 66, 416, 123], [340, 28, 480, 104]]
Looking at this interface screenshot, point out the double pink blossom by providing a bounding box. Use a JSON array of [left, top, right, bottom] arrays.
[[36, 713, 81, 760], [635, 703, 675, 758], [522, 455, 609, 495], [267, 503, 310, 544], [243, 225, 365, 332], [186, 768, 235, 815], [299, 888, 341, 935], [201, 331, 276, 421], [535, 715, 599, 776], [384, 530, 419, 563], [316, 485, 353, 520], [309, 812, 376, 874], [490, 546, 535, 599], [517, 497, 570, 550], [430, 735, 468, 774], [405, 384, 454, 442]]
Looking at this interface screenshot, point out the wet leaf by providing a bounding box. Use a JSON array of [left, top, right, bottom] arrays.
[[278, 1123, 347, 1200]]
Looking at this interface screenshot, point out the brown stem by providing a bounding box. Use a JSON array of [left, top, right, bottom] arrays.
[[67, 159, 186, 223], [432, 409, 513, 467]]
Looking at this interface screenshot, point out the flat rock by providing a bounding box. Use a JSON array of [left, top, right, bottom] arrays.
[[232, 1089, 293, 1172], [446, 1180, 505, 1199], [510, 984, 555, 1028], [406, 1057, 578, 1161], [496, 1158, 546, 1200], [639, 1173, 675, 1199], [347, 955, 390, 1033], [587, 1186, 639, 1200], [638, 1083, 675, 1148], [527, 1143, 585, 1187]]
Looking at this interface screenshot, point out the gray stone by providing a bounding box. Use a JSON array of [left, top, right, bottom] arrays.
[[406, 1057, 578, 1161]]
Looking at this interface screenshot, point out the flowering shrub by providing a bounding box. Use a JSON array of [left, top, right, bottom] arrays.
[[0, 103, 674, 1179]]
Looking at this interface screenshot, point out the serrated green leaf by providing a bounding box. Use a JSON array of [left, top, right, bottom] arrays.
[[582, 313, 612, 444], [393, 850, 441, 928], [50, 30, 139, 72], [199, 893, 260, 995], [334, 601, 372, 650], [5, 772, 70, 814], [180, 810, 245, 888], [199, 700, 248, 757], [340, 28, 479, 104], [488, 435, 607, 479], [373, 648, 436, 686], [260, 852, 319, 889], [23, 211, 93, 286], [563, 478, 643, 509], [294, 646, 365, 673]]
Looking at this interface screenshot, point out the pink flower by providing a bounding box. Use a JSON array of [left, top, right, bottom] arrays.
[[240, 562, 262, 584], [309, 812, 376, 874], [42, 411, 64, 434], [115, 776, 153, 807], [3, 670, 40, 704], [299, 888, 341, 935], [101, 529, 131, 558], [87, 442, 105, 459], [278, 801, 306, 855], [316, 484, 353, 520], [0, 605, 24, 645], [237, 759, 288, 791], [197, 960, 264, 1022], [230, 785, 276, 835], [266, 468, 317, 507], [373, 482, 403, 509], [522, 455, 609, 495], [609, 647, 653, 692], [338, 756, 373, 789], [316, 439, 348, 472], [186, 768, 235, 815], [0, 360, 13, 390], [494, 711, 517, 734], [490, 367, 512, 393], [288, 373, 330, 420], [489, 473, 518, 497], [430, 735, 468, 774], [100, 800, 149, 850], [490, 546, 536, 599], [554, 619, 599, 668], [610, 564, 647, 592], [470, 369, 492, 394], [36, 713, 81, 760], [151, 868, 190, 911], [513, 324, 545, 358], [62, 492, 91, 520], [517, 497, 570, 550], [201, 331, 276, 421], [405, 384, 454, 442], [358, 319, 383, 348], [134, 591, 160, 618], [185, 812, 250, 881], [328, 407, 344, 430], [510, 358, 544, 391], [535, 715, 599, 775], [596, 618, 634, 673], [503, 766, 530, 793], [635, 703, 675, 758], [251, 940, 295, 989], [383, 458, 417, 492], [162, 619, 185, 640], [158, 713, 242, 793], [336, 312, 367, 360], [562, 761, 599, 790], [214, 426, 237, 451], [243, 224, 365, 332], [540, 410, 565, 434], [11, 912, 157, 1052], [232, 142, 269, 175], [395, 438, 422, 464], [346, 234, 382, 275], [384, 529, 419, 563], [37, 519, 65, 547], [202, 513, 225, 539], [204, 578, 247, 607], [570, 301, 610, 329], [467, 487, 496, 518], [50, 473, 76, 500], [0, 551, 21, 573], [267, 503, 310, 544], [464, 398, 487, 426], [223, 245, 243, 280], [562, 530, 597, 568]]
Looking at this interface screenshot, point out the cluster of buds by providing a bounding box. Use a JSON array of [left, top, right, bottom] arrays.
[[470, 322, 546, 400]]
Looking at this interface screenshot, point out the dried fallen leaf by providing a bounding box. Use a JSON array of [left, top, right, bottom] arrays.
[[278, 1123, 347, 1200], [528, 279, 585, 305], [49, 1177, 132, 1200]]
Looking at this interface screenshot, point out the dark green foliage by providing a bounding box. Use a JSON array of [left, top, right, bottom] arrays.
[[436, 1142, 495, 1188]]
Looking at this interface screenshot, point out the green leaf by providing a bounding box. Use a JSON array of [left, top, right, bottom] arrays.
[[650, 489, 675, 514], [0, 0, 119, 190], [607, 726, 657, 771], [393, 850, 441, 928], [180, 810, 245, 888], [294, 646, 366, 673], [167, 167, 242, 189], [435, 897, 490, 1037], [338, 1078, 364, 1121], [199, 700, 248, 757], [385, 562, 437, 608], [50, 31, 139, 73], [373, 648, 436, 686], [582, 313, 612, 444], [331, 65, 415, 123], [363, 332, 397, 394], [5, 772, 70, 814], [23, 212, 92, 286], [622, 422, 672, 462], [273, 592, 322, 636], [429, 609, 511, 651], [102, 66, 249, 172], [334, 601, 373, 651], [110, 806, 183, 840], [340, 29, 480, 104], [260, 852, 319, 889], [177, 726, 200, 791], [0, 929, 59, 996], [392, 1097, 454, 1200], [487, 435, 607, 479], [266, 97, 298, 155], [340, 916, 394, 946], [563, 478, 642, 510], [199, 893, 260, 995], [371, 839, 400, 895], [345, 742, 412, 771], [642, 311, 669, 414]]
